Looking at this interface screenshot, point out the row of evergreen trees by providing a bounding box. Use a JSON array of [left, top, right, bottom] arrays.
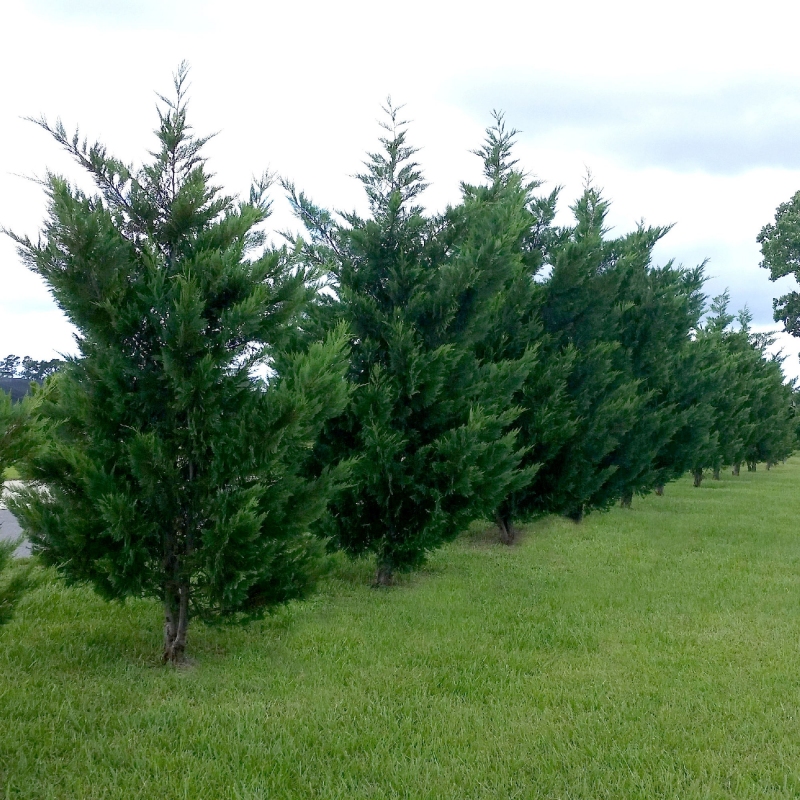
[[3, 69, 796, 660]]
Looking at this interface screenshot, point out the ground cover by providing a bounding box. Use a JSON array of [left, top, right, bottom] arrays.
[[2, 461, 800, 798]]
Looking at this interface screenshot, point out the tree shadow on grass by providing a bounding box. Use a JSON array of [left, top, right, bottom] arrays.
[[462, 515, 561, 549]]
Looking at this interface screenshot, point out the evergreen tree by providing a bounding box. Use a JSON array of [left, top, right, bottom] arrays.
[[734, 313, 796, 470], [643, 265, 712, 494], [598, 227, 699, 506], [287, 103, 533, 582], [527, 185, 648, 520], [685, 294, 796, 482], [689, 292, 749, 484], [7, 66, 350, 662], [467, 115, 574, 541]]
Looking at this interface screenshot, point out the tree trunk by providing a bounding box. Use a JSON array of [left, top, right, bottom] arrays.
[[747, 461, 757, 472], [495, 512, 517, 545], [163, 582, 189, 664], [566, 506, 584, 523], [732, 462, 740, 476], [374, 553, 395, 587], [767, 461, 773, 471], [712, 468, 721, 481], [620, 491, 633, 508], [654, 484, 664, 496], [692, 468, 703, 487]]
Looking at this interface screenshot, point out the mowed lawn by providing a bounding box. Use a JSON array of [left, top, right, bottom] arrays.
[[3, 462, 800, 798]]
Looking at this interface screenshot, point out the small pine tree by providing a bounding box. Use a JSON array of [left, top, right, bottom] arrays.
[[288, 103, 532, 583], [7, 66, 350, 662]]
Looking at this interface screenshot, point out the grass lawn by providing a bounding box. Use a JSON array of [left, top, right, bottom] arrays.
[[2, 461, 800, 798]]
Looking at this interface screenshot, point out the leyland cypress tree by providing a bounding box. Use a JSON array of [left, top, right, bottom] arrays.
[[728, 311, 796, 470], [608, 242, 709, 505], [288, 104, 533, 583], [526, 185, 648, 520], [648, 280, 719, 492], [467, 116, 575, 542], [7, 66, 350, 662], [688, 293, 771, 484]]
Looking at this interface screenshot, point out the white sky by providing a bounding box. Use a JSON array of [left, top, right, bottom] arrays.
[[2, 0, 800, 380]]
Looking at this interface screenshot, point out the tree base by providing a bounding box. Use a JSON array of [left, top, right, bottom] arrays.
[[374, 565, 395, 587], [162, 635, 187, 665], [495, 513, 517, 545], [566, 507, 584, 523], [654, 485, 664, 496], [692, 469, 703, 487]]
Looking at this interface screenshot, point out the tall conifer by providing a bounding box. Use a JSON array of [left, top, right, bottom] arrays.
[[288, 104, 533, 582], [7, 66, 350, 661]]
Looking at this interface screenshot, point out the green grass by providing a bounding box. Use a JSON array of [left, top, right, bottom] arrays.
[[3, 462, 800, 798], [2, 467, 19, 480]]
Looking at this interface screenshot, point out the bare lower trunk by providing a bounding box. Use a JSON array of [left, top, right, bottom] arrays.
[[163, 582, 189, 664], [732, 462, 741, 476], [495, 512, 517, 545], [767, 461, 773, 471], [566, 505, 584, 523], [620, 491, 633, 509], [747, 461, 757, 472], [712, 468, 721, 481], [692, 468, 703, 488], [374, 551, 395, 587], [654, 484, 664, 496]]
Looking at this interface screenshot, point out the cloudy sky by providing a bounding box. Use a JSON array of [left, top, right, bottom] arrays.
[[3, 0, 800, 378]]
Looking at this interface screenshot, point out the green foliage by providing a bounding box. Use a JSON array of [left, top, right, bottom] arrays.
[[525, 185, 653, 518], [0, 388, 36, 474], [687, 292, 796, 480], [0, 355, 64, 381], [759, 191, 800, 336], [6, 65, 350, 660], [0, 388, 38, 626], [0, 540, 34, 626], [288, 104, 532, 580]]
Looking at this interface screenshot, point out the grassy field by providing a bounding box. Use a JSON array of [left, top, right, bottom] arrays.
[[2, 462, 800, 798]]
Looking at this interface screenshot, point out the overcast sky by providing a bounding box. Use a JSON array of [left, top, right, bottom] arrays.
[[3, 0, 800, 378]]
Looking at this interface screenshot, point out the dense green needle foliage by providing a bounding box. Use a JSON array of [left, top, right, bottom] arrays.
[[287, 105, 534, 582], [467, 116, 574, 542], [0, 389, 37, 625], [6, 66, 350, 661], [688, 294, 796, 484]]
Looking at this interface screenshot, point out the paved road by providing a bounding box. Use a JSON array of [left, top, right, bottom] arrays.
[[0, 508, 30, 557]]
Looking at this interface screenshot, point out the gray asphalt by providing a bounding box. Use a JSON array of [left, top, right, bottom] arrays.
[[0, 509, 30, 557]]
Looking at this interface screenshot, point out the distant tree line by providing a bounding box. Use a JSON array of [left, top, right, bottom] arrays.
[[3, 68, 797, 659], [0, 355, 64, 382]]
